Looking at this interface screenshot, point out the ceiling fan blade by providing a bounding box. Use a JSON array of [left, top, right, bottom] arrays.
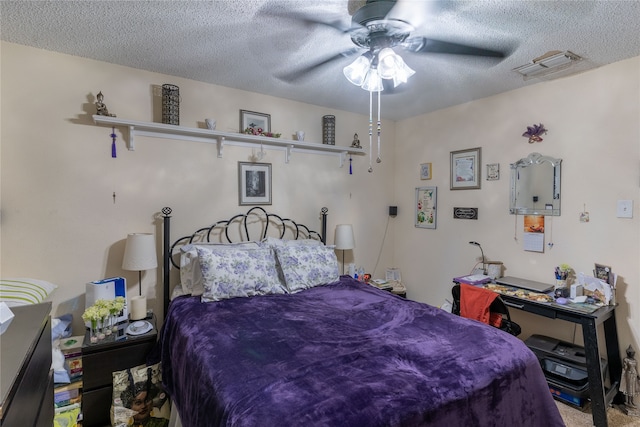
[[403, 37, 506, 58], [260, 5, 357, 34], [276, 47, 362, 83]]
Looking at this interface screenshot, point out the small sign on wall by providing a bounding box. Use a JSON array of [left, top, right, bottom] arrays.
[[453, 207, 478, 220]]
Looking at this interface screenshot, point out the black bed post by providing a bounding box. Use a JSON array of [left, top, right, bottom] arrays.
[[321, 207, 328, 244], [161, 207, 172, 321]]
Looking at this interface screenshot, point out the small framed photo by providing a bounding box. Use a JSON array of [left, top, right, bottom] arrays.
[[420, 163, 432, 180], [450, 147, 481, 190], [240, 110, 271, 133], [238, 162, 271, 205], [415, 186, 437, 229], [487, 163, 500, 181]]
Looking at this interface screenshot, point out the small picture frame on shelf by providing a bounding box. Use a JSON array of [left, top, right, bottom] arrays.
[[238, 162, 272, 206], [486, 163, 500, 181], [420, 163, 432, 180], [240, 110, 270, 133]]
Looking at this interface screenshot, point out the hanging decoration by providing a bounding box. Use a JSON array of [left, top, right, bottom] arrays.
[[349, 155, 353, 175], [111, 127, 117, 158], [522, 123, 547, 143]]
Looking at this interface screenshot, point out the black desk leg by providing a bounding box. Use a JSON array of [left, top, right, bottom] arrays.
[[582, 318, 608, 427], [603, 315, 623, 404]]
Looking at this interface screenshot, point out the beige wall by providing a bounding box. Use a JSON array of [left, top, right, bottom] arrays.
[[0, 42, 396, 333], [394, 56, 640, 351], [2, 41, 639, 354]]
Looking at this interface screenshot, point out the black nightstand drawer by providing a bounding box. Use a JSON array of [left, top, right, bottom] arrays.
[[82, 340, 156, 390]]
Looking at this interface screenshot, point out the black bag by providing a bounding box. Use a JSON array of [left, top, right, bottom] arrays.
[[451, 284, 521, 337]]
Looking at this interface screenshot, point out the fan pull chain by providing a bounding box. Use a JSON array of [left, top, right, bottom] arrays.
[[349, 155, 353, 175], [368, 90, 373, 173], [376, 90, 381, 163]]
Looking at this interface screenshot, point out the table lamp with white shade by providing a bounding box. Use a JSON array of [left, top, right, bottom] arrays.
[[122, 233, 157, 321], [334, 224, 355, 275]]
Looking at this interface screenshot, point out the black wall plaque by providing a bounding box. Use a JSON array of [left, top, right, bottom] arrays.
[[453, 207, 478, 220]]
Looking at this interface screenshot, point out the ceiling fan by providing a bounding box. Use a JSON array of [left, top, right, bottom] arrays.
[[273, 0, 509, 86]]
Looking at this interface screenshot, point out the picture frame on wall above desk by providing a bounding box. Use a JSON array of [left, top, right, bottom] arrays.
[[451, 147, 481, 190], [415, 187, 437, 229]]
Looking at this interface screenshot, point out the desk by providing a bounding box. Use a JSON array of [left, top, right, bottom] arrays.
[[500, 294, 621, 427]]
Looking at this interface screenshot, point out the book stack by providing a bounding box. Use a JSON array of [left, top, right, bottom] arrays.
[[60, 335, 84, 383], [54, 335, 84, 426]]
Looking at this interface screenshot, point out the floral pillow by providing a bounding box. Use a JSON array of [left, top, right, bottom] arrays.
[[180, 242, 260, 296], [274, 245, 339, 293], [196, 247, 286, 302], [260, 236, 323, 248]]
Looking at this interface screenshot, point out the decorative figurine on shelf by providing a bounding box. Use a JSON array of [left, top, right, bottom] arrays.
[[95, 91, 116, 117], [351, 133, 361, 148], [619, 345, 640, 416]]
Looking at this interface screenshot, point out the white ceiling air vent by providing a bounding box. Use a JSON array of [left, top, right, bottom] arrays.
[[513, 51, 583, 80]]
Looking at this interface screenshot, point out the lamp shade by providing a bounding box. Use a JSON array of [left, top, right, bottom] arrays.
[[122, 233, 158, 271], [334, 224, 355, 250]]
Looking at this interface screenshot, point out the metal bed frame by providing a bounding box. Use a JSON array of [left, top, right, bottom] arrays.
[[160, 206, 328, 319]]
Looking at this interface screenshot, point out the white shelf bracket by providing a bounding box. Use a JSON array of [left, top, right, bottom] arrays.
[[339, 152, 347, 168], [127, 126, 135, 151], [285, 145, 294, 163], [216, 136, 225, 158]]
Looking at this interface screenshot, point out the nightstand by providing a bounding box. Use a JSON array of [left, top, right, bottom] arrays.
[[81, 316, 157, 427]]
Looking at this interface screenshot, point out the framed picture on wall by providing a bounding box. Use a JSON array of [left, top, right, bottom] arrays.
[[450, 147, 481, 190], [420, 163, 432, 180], [487, 163, 500, 181], [415, 186, 437, 229], [240, 110, 271, 133], [238, 162, 271, 205]]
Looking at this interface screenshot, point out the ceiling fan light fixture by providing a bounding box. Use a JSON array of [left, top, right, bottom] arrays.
[[377, 48, 400, 79], [343, 54, 372, 86], [361, 68, 384, 92]]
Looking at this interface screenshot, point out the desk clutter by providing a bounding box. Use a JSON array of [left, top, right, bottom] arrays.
[[454, 262, 618, 315]]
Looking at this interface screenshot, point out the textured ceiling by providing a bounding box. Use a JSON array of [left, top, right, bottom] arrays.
[[2, 0, 639, 120]]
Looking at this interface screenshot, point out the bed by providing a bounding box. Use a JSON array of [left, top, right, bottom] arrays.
[[156, 207, 564, 427]]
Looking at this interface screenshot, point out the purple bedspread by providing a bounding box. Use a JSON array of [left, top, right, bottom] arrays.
[[158, 277, 564, 427]]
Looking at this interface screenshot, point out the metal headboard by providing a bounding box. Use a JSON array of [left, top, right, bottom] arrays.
[[160, 206, 328, 319]]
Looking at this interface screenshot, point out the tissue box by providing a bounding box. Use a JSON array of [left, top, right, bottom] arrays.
[[0, 302, 15, 335]]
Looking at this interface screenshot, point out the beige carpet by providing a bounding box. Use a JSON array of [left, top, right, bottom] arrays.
[[556, 400, 640, 427]]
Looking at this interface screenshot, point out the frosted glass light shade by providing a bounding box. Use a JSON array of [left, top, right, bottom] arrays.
[[122, 233, 158, 271], [343, 55, 371, 86], [361, 68, 384, 92], [334, 224, 355, 250]]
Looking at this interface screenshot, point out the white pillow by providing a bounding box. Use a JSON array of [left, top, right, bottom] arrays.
[[261, 236, 323, 248], [273, 245, 339, 293], [197, 247, 286, 302], [0, 278, 58, 307], [180, 242, 260, 296]]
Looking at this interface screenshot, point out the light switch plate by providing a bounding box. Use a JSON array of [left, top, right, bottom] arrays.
[[617, 200, 633, 218]]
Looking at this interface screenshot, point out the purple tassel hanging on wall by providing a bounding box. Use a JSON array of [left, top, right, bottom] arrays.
[[111, 127, 117, 158]]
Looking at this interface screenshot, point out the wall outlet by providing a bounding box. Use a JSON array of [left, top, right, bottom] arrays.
[[617, 200, 633, 218]]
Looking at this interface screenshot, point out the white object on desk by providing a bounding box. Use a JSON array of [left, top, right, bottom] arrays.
[[126, 320, 152, 335], [385, 268, 401, 282], [0, 302, 15, 335]]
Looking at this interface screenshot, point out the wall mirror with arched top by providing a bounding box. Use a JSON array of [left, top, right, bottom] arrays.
[[510, 153, 562, 216]]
